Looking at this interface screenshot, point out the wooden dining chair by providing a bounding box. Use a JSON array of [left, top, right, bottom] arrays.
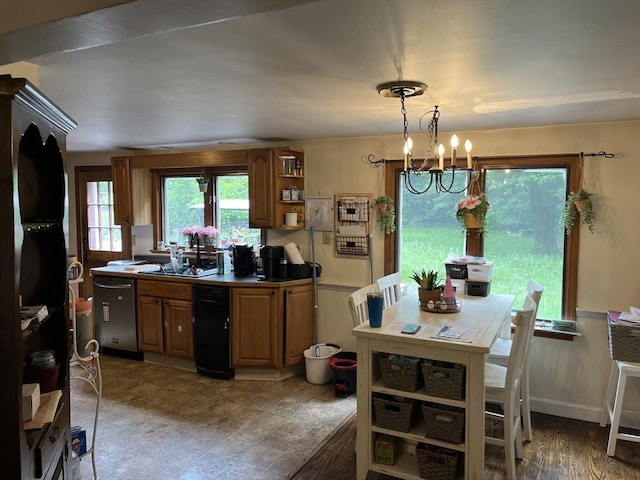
[[348, 283, 378, 327], [376, 272, 403, 308], [488, 279, 544, 442], [485, 295, 537, 480]]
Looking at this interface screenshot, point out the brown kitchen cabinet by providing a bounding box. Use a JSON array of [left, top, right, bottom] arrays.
[[137, 280, 193, 360], [231, 284, 314, 368], [283, 284, 315, 365], [231, 287, 280, 367], [0, 75, 76, 479], [248, 148, 305, 230], [111, 156, 153, 225]]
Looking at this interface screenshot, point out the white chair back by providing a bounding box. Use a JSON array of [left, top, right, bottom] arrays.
[[506, 295, 537, 392], [348, 283, 378, 327], [376, 272, 402, 309], [526, 279, 544, 316]]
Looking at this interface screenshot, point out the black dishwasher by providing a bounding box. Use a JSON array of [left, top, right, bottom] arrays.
[[193, 285, 233, 379]]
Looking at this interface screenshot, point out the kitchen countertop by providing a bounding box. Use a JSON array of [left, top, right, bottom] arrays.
[[91, 265, 314, 287]]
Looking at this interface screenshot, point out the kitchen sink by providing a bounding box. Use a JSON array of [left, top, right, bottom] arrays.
[[139, 266, 218, 278]]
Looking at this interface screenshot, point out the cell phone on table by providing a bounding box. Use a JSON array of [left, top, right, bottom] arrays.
[[401, 324, 421, 335]]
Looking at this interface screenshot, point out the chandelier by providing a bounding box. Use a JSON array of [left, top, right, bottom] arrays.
[[375, 80, 475, 194]]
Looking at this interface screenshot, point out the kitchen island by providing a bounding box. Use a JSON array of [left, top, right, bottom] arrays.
[[92, 266, 315, 379], [353, 289, 514, 480]]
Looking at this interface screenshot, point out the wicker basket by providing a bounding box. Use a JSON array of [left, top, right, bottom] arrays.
[[421, 361, 465, 400], [416, 443, 461, 480], [607, 314, 640, 362], [373, 396, 417, 433], [421, 403, 465, 444], [379, 355, 424, 392]]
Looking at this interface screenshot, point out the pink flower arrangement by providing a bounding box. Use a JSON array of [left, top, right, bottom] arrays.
[[455, 193, 490, 230], [182, 226, 219, 238]]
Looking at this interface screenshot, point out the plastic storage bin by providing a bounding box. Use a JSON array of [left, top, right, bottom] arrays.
[[466, 262, 493, 282]]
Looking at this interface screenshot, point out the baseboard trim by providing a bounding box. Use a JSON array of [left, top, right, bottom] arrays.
[[531, 397, 640, 428]]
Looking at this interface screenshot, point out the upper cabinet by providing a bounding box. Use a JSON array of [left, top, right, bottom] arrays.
[[112, 157, 152, 225], [248, 148, 305, 230]]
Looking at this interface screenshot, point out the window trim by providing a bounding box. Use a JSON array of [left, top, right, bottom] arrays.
[[384, 154, 580, 321], [151, 165, 263, 247]]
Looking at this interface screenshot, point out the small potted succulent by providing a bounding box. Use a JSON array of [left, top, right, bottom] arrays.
[[411, 269, 443, 306], [374, 195, 396, 234], [563, 189, 595, 235]]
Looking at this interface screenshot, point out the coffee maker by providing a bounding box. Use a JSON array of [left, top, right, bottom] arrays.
[[259, 245, 284, 280], [232, 245, 256, 276]]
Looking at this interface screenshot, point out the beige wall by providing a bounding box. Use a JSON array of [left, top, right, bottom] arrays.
[[67, 120, 640, 422]]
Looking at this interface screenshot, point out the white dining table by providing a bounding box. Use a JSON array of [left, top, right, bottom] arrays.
[[353, 288, 515, 480]]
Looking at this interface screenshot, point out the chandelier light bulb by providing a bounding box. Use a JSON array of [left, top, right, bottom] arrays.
[[437, 143, 445, 170], [403, 136, 413, 171], [404, 136, 413, 155], [465, 139, 473, 169], [450, 134, 458, 167]]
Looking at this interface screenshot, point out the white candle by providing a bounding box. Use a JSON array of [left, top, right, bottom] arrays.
[[437, 143, 445, 170], [450, 134, 459, 167], [403, 136, 413, 171], [465, 139, 473, 169]]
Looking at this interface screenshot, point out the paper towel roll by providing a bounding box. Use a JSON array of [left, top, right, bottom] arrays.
[[285, 212, 298, 226], [284, 242, 305, 264]]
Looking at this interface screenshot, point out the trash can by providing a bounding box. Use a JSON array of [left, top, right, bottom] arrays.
[[329, 351, 357, 397], [303, 343, 341, 384], [75, 298, 94, 358]]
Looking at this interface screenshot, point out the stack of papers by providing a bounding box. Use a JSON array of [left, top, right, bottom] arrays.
[[615, 306, 640, 325], [20, 305, 48, 330]]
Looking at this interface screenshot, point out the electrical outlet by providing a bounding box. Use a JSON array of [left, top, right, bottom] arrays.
[[323, 232, 331, 244]]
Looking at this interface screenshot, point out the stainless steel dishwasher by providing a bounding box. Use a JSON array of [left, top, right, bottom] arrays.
[[93, 276, 141, 359]]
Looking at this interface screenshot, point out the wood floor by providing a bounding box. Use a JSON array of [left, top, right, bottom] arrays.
[[292, 411, 640, 480]]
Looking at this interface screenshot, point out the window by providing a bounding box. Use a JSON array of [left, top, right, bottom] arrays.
[[387, 154, 580, 321], [160, 171, 261, 248], [86, 181, 121, 252]]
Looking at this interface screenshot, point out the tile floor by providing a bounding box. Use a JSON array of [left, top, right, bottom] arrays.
[[70, 355, 356, 480]]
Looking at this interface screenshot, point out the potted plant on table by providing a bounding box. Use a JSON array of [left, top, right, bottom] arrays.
[[455, 193, 490, 234], [563, 189, 595, 235], [411, 269, 444, 307], [374, 195, 396, 234]]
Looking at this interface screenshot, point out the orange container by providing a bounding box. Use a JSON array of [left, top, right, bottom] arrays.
[[74, 297, 92, 313]]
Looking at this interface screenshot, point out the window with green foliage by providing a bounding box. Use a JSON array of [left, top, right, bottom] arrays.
[[483, 167, 567, 320], [392, 155, 580, 321], [161, 173, 261, 248]]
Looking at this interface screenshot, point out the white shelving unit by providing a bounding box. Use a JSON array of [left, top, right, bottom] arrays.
[[68, 260, 102, 480]]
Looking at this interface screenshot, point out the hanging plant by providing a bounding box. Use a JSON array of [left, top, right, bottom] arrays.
[[374, 195, 396, 234], [563, 189, 595, 235], [564, 154, 595, 235], [195, 173, 208, 192], [455, 193, 490, 235]]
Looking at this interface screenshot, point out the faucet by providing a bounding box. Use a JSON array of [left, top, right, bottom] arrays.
[[195, 233, 201, 269]]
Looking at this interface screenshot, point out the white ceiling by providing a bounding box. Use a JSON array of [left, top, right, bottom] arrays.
[[2, 0, 639, 152]]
